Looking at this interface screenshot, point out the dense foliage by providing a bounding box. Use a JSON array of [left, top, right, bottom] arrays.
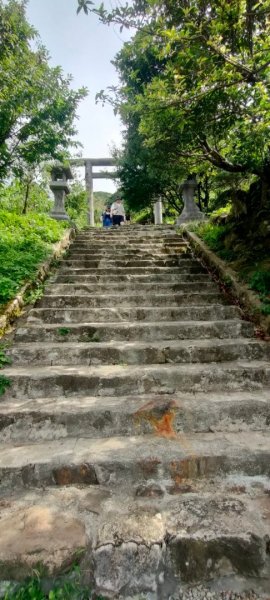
[[0, 0, 87, 180], [80, 0, 270, 216], [3, 574, 104, 599], [0, 211, 68, 306], [0, 178, 52, 214], [64, 186, 112, 227], [193, 220, 270, 314]]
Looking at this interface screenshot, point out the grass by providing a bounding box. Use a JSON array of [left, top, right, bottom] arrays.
[[3, 576, 105, 600], [24, 284, 45, 306], [0, 211, 68, 307], [0, 343, 12, 368], [0, 374, 11, 396], [249, 269, 270, 314], [192, 221, 270, 316], [58, 327, 71, 336]]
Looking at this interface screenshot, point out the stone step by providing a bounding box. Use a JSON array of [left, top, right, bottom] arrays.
[[7, 339, 269, 367], [72, 236, 186, 243], [72, 234, 184, 241], [0, 431, 270, 490], [2, 361, 270, 400], [0, 482, 269, 590], [67, 243, 189, 257], [1, 390, 269, 442], [78, 227, 177, 231], [45, 281, 219, 295], [15, 319, 254, 343], [62, 258, 198, 268], [71, 236, 186, 243], [71, 243, 189, 252], [76, 229, 183, 242], [27, 305, 241, 323], [58, 266, 205, 276], [84, 224, 176, 229], [37, 292, 226, 309], [53, 273, 210, 284], [67, 252, 192, 261]]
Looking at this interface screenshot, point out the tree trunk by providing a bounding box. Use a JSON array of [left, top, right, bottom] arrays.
[[260, 173, 270, 208], [197, 182, 203, 211], [22, 180, 31, 214]]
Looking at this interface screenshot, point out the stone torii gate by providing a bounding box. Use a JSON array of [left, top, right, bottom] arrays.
[[70, 157, 166, 226], [71, 157, 117, 226]]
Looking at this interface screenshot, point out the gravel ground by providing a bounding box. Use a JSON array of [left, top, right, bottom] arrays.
[[177, 587, 261, 600], [122, 588, 266, 600]]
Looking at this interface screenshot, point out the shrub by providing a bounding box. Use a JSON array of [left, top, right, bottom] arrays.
[[193, 222, 236, 260], [0, 211, 68, 306], [249, 270, 270, 314]]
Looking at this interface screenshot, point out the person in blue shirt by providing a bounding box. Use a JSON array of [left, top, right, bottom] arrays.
[[101, 206, 112, 227]]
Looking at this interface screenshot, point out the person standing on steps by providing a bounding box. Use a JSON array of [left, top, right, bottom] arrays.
[[110, 197, 126, 227], [101, 206, 112, 228]]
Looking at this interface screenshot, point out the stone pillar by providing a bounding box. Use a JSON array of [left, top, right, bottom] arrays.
[[154, 199, 163, 225], [176, 177, 206, 225], [85, 160, 94, 227], [50, 165, 73, 221]]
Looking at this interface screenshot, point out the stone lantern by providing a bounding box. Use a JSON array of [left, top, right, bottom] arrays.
[[176, 176, 206, 225], [50, 164, 73, 221]]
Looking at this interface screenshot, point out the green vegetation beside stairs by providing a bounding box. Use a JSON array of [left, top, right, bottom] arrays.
[[0, 211, 69, 307], [191, 219, 270, 317]]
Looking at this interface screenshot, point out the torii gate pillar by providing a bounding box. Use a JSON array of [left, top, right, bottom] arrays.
[[85, 160, 94, 227], [154, 198, 163, 225]]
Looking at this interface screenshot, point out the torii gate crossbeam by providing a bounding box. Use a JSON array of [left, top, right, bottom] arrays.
[[71, 158, 117, 226]]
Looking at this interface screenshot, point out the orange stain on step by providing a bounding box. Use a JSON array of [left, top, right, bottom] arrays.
[[134, 400, 177, 439]]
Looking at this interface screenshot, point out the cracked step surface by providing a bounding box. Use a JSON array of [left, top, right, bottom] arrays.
[[2, 361, 270, 399], [0, 431, 270, 490], [53, 272, 211, 283], [26, 305, 241, 323], [45, 281, 219, 294], [7, 338, 270, 366], [14, 319, 254, 343], [37, 292, 227, 309], [1, 226, 270, 596], [0, 390, 269, 442]]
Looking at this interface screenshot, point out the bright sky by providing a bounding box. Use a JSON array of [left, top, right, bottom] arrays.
[[26, 0, 129, 192]]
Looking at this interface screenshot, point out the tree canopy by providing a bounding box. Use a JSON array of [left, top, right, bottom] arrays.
[[0, 0, 87, 181], [78, 0, 270, 211]]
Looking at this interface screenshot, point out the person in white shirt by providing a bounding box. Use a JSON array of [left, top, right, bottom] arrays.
[[110, 198, 126, 226]]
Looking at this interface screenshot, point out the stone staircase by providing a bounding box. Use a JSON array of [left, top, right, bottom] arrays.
[[0, 225, 270, 598]]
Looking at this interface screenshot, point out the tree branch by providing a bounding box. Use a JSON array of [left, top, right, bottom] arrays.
[[200, 138, 248, 173]]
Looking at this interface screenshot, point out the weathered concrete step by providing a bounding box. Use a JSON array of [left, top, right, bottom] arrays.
[[72, 235, 185, 243], [69, 248, 189, 257], [15, 319, 254, 343], [1, 390, 269, 442], [67, 252, 192, 262], [90, 223, 175, 226], [54, 273, 210, 284], [73, 236, 186, 244], [8, 339, 269, 367], [27, 305, 240, 323], [0, 431, 270, 489], [74, 234, 184, 240], [62, 258, 198, 268], [76, 235, 181, 242], [71, 238, 187, 245], [71, 243, 188, 252], [38, 292, 225, 309], [45, 281, 219, 295], [2, 362, 270, 399], [58, 266, 205, 276], [0, 483, 269, 591]]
